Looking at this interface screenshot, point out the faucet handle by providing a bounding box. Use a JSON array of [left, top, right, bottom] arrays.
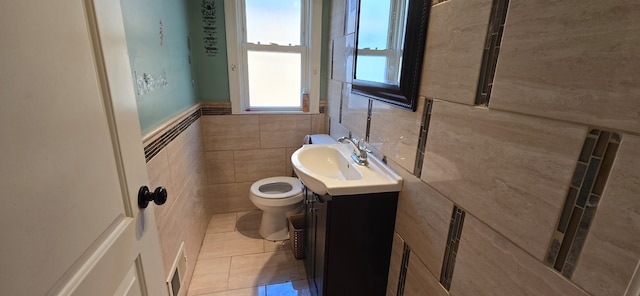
[[356, 139, 368, 152]]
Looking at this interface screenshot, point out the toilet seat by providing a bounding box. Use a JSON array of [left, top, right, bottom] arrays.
[[250, 177, 303, 199]]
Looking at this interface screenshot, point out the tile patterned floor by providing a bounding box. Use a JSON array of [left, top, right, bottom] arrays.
[[188, 211, 310, 296]]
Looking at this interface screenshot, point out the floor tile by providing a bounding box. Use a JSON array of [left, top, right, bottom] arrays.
[[236, 211, 262, 232], [199, 230, 265, 259], [207, 213, 238, 234], [188, 257, 232, 295], [296, 260, 307, 280], [197, 286, 266, 296], [228, 251, 305, 290], [264, 239, 289, 253], [265, 280, 311, 296], [190, 211, 309, 295]]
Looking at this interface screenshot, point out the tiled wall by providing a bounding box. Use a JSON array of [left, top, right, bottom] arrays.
[[329, 1, 640, 296], [201, 102, 328, 214], [142, 103, 327, 294], [144, 106, 209, 294]]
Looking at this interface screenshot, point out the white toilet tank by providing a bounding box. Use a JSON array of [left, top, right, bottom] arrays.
[[302, 134, 337, 145]]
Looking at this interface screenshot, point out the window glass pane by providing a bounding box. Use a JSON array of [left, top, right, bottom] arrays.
[[357, 0, 391, 49], [247, 51, 301, 108], [245, 0, 301, 45], [355, 55, 387, 83]]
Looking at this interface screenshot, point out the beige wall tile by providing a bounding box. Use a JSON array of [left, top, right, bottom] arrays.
[[330, 34, 355, 83], [419, 0, 493, 105], [234, 148, 286, 182], [390, 159, 452, 278], [188, 257, 232, 295], [451, 215, 589, 296], [329, 119, 350, 140], [329, 0, 345, 38], [227, 251, 304, 290], [202, 115, 260, 151], [421, 101, 587, 260], [259, 115, 311, 149], [147, 149, 176, 224], [285, 147, 299, 178], [369, 98, 424, 172], [311, 114, 328, 135], [490, 0, 640, 134], [340, 86, 369, 140], [147, 118, 209, 286], [205, 151, 235, 184], [387, 233, 404, 295], [404, 254, 449, 296], [167, 122, 205, 196], [204, 182, 257, 214], [327, 80, 343, 122], [573, 134, 640, 296], [344, 0, 358, 35], [157, 171, 209, 275]]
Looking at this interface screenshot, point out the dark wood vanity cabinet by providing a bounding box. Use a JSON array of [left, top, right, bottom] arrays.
[[303, 187, 399, 296]]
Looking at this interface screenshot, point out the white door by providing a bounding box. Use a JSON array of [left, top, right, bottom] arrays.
[[0, 0, 167, 295]]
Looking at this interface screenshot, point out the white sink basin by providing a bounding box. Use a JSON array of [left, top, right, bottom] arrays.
[[291, 144, 403, 195]]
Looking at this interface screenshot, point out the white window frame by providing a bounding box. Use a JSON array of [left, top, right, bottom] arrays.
[[225, 0, 322, 114], [355, 0, 407, 85]]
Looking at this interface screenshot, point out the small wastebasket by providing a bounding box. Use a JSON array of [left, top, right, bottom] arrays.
[[288, 214, 305, 259]]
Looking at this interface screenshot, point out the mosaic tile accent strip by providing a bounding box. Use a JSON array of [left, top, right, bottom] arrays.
[[201, 105, 231, 115], [440, 205, 465, 290], [546, 129, 621, 278], [143, 109, 202, 162], [413, 99, 434, 177], [201, 104, 325, 116], [475, 0, 509, 106], [396, 243, 411, 296], [365, 99, 373, 142]]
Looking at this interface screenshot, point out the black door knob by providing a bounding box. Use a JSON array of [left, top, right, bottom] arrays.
[[138, 186, 168, 209]]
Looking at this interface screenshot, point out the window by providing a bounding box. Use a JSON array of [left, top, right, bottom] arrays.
[[354, 0, 407, 85], [225, 0, 322, 113]]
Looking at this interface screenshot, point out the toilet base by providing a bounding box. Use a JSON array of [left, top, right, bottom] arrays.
[[258, 205, 303, 241]]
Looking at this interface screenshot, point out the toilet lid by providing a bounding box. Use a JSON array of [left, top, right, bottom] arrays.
[[251, 177, 303, 199]]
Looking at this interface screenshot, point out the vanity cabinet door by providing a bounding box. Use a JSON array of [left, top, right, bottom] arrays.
[[303, 188, 316, 289], [313, 195, 329, 296], [304, 189, 398, 296]]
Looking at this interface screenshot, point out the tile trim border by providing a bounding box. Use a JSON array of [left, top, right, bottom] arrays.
[[413, 98, 434, 177], [475, 0, 509, 106], [546, 129, 621, 278], [396, 243, 411, 296], [141, 101, 328, 162], [440, 205, 466, 290], [143, 109, 201, 162]]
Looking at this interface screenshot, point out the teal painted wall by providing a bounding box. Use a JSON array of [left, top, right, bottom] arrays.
[[121, 0, 329, 132], [121, 0, 197, 132], [187, 0, 329, 102], [188, 0, 230, 102]]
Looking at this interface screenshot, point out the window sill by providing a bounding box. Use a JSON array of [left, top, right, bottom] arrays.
[[233, 110, 320, 115]]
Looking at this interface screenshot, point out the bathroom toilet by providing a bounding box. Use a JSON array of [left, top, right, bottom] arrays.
[[249, 134, 336, 241], [249, 176, 304, 241]]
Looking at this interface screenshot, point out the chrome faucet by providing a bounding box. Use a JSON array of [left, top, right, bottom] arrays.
[[338, 136, 369, 166]]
